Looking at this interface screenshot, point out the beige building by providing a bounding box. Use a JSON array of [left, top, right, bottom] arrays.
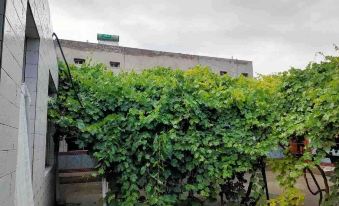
[[57, 39, 254, 77]]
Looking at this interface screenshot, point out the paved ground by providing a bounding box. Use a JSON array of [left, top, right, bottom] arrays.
[[266, 170, 331, 206], [57, 170, 332, 206]]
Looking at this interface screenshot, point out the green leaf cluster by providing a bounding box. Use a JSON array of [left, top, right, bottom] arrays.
[[268, 187, 305, 206]]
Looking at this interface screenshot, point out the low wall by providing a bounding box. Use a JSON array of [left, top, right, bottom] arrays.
[[58, 150, 97, 172]]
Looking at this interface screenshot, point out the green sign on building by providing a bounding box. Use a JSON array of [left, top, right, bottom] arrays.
[[97, 34, 119, 42]]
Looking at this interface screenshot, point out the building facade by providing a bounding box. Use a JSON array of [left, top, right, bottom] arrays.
[[57, 39, 253, 77], [0, 0, 58, 205]]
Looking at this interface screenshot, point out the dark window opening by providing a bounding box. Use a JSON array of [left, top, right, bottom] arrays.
[[74, 58, 85, 65], [241, 73, 249, 77], [110, 61, 120, 68], [220, 71, 228, 76]]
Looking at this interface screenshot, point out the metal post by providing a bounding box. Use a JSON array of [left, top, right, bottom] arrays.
[[260, 158, 270, 200]]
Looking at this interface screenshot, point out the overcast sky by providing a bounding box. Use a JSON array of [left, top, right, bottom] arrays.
[[49, 0, 339, 75]]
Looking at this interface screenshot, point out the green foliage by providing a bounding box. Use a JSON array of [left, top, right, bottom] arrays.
[[323, 164, 339, 206], [268, 155, 313, 188], [49, 63, 275, 205], [273, 56, 339, 155], [268, 188, 305, 206], [49, 55, 339, 205], [269, 56, 339, 205]]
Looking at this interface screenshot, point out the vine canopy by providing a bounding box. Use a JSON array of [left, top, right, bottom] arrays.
[[49, 55, 339, 205], [49, 63, 276, 205]]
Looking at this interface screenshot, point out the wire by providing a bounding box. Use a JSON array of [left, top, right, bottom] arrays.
[[52, 33, 84, 108]]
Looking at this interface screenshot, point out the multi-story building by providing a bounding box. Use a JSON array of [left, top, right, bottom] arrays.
[[0, 0, 58, 205], [57, 37, 253, 77]]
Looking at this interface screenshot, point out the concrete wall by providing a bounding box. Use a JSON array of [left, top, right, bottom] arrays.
[[57, 40, 253, 77], [0, 0, 58, 205]]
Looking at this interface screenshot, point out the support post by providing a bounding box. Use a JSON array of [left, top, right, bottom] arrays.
[[260, 158, 270, 200]]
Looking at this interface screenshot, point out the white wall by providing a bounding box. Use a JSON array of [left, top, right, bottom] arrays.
[[0, 0, 58, 205]]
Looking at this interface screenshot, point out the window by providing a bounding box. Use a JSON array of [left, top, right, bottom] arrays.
[[241, 73, 249, 77], [110, 61, 120, 68], [220, 71, 228, 76], [74, 58, 85, 65]]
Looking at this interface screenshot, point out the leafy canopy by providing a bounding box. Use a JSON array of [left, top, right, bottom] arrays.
[[49, 63, 275, 205], [269, 56, 339, 204], [49, 55, 339, 205]]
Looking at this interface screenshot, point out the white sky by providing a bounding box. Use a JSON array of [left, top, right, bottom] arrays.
[[49, 0, 339, 75]]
